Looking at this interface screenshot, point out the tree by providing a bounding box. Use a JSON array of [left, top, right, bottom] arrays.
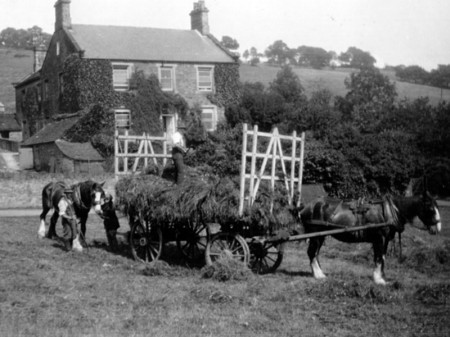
[[429, 64, 450, 89], [249, 47, 262, 66], [342, 68, 397, 132], [265, 40, 291, 66], [269, 65, 306, 106], [242, 49, 249, 63], [297, 45, 332, 69], [220, 35, 239, 50], [339, 47, 376, 69], [0, 26, 51, 49], [395, 65, 429, 84]]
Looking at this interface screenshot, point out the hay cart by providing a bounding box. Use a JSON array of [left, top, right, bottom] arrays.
[[122, 123, 391, 274], [203, 124, 394, 274]]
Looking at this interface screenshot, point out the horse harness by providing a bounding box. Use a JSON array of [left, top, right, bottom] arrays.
[[72, 184, 91, 211], [306, 196, 401, 231]]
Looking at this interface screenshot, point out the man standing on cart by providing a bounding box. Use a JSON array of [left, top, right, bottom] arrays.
[[171, 122, 188, 184]]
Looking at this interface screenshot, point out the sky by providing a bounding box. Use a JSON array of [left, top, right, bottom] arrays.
[[1, 0, 449, 71]]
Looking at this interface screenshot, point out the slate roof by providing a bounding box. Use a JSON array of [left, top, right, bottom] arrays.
[[0, 114, 21, 132], [21, 116, 79, 146], [56, 140, 104, 161], [69, 24, 235, 63], [13, 70, 41, 88]]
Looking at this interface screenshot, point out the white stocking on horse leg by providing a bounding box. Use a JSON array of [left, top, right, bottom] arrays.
[[311, 258, 326, 279], [72, 234, 83, 252], [373, 262, 386, 285], [38, 219, 46, 239]]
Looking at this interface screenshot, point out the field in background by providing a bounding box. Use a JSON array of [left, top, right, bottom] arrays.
[[0, 210, 449, 336], [1, 47, 450, 114], [0, 48, 33, 111], [239, 64, 450, 105]]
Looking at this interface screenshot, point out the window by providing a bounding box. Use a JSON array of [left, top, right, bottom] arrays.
[[58, 73, 64, 95], [42, 80, 49, 100], [56, 42, 60, 56], [200, 106, 217, 131], [159, 65, 176, 91], [112, 63, 133, 91], [196, 66, 214, 91]]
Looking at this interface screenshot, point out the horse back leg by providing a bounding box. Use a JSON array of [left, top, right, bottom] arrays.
[[47, 211, 59, 239], [39, 187, 53, 238], [373, 235, 387, 285], [308, 237, 326, 279]]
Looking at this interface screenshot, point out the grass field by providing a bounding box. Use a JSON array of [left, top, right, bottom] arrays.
[[239, 64, 450, 105], [0, 202, 449, 336], [0, 48, 34, 111]]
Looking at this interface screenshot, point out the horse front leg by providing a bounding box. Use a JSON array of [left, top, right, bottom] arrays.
[[79, 212, 88, 239], [372, 235, 387, 285], [46, 211, 59, 239], [38, 207, 50, 239], [308, 237, 326, 279]]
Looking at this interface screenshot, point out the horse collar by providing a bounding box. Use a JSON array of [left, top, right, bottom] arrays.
[[74, 185, 89, 210]]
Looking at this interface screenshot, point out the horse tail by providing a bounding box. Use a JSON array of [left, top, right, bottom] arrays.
[[41, 182, 55, 211]]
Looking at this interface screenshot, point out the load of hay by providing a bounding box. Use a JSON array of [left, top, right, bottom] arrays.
[[115, 165, 300, 236]]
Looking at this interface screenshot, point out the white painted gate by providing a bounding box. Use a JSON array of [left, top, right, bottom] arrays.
[[114, 129, 171, 178], [238, 124, 305, 216]]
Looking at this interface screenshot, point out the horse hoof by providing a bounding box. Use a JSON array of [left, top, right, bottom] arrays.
[[72, 246, 83, 253], [374, 277, 387, 285]]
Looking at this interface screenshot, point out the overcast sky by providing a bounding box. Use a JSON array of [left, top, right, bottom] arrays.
[[1, 0, 449, 70]]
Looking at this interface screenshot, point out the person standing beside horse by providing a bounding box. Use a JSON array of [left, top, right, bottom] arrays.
[[38, 182, 83, 252]]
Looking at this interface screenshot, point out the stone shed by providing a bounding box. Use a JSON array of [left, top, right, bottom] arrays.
[[21, 116, 104, 174]]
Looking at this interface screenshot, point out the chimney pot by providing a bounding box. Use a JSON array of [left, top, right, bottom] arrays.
[[190, 1, 210, 35], [54, 0, 72, 31]]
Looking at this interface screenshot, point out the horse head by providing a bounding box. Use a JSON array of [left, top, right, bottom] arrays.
[[417, 190, 441, 234], [90, 180, 106, 217]]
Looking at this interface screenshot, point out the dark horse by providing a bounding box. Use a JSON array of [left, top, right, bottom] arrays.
[[299, 191, 441, 285], [39, 180, 106, 241]]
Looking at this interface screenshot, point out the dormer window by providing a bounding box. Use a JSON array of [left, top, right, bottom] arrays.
[[159, 65, 176, 91], [196, 65, 214, 92], [112, 63, 133, 91]]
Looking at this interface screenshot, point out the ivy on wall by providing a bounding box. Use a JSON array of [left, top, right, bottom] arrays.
[[208, 63, 241, 108], [60, 54, 122, 113]]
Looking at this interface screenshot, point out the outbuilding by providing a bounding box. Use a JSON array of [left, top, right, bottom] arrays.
[[20, 116, 105, 174]]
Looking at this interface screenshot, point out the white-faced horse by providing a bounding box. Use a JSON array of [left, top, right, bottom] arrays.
[[38, 180, 106, 242], [300, 191, 441, 285]]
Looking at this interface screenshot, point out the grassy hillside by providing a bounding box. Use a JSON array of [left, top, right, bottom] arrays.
[[1, 48, 449, 113], [240, 64, 450, 105], [0, 48, 34, 112]]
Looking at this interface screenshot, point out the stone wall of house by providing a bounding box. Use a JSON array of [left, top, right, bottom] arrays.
[[31, 142, 104, 174], [32, 143, 60, 172], [134, 62, 213, 107], [39, 30, 78, 118]]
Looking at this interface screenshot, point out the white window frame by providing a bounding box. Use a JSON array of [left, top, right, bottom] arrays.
[[112, 62, 133, 91], [200, 105, 217, 131], [195, 65, 214, 92], [158, 64, 176, 92]]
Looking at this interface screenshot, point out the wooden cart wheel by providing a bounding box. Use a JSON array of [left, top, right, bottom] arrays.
[[205, 232, 250, 266], [176, 219, 211, 261], [130, 218, 163, 263], [248, 239, 285, 274]]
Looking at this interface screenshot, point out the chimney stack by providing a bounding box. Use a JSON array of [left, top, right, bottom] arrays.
[[190, 1, 209, 35], [33, 44, 47, 72], [54, 0, 72, 31]]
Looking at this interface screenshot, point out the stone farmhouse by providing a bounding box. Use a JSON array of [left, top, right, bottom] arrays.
[[14, 0, 239, 142]]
